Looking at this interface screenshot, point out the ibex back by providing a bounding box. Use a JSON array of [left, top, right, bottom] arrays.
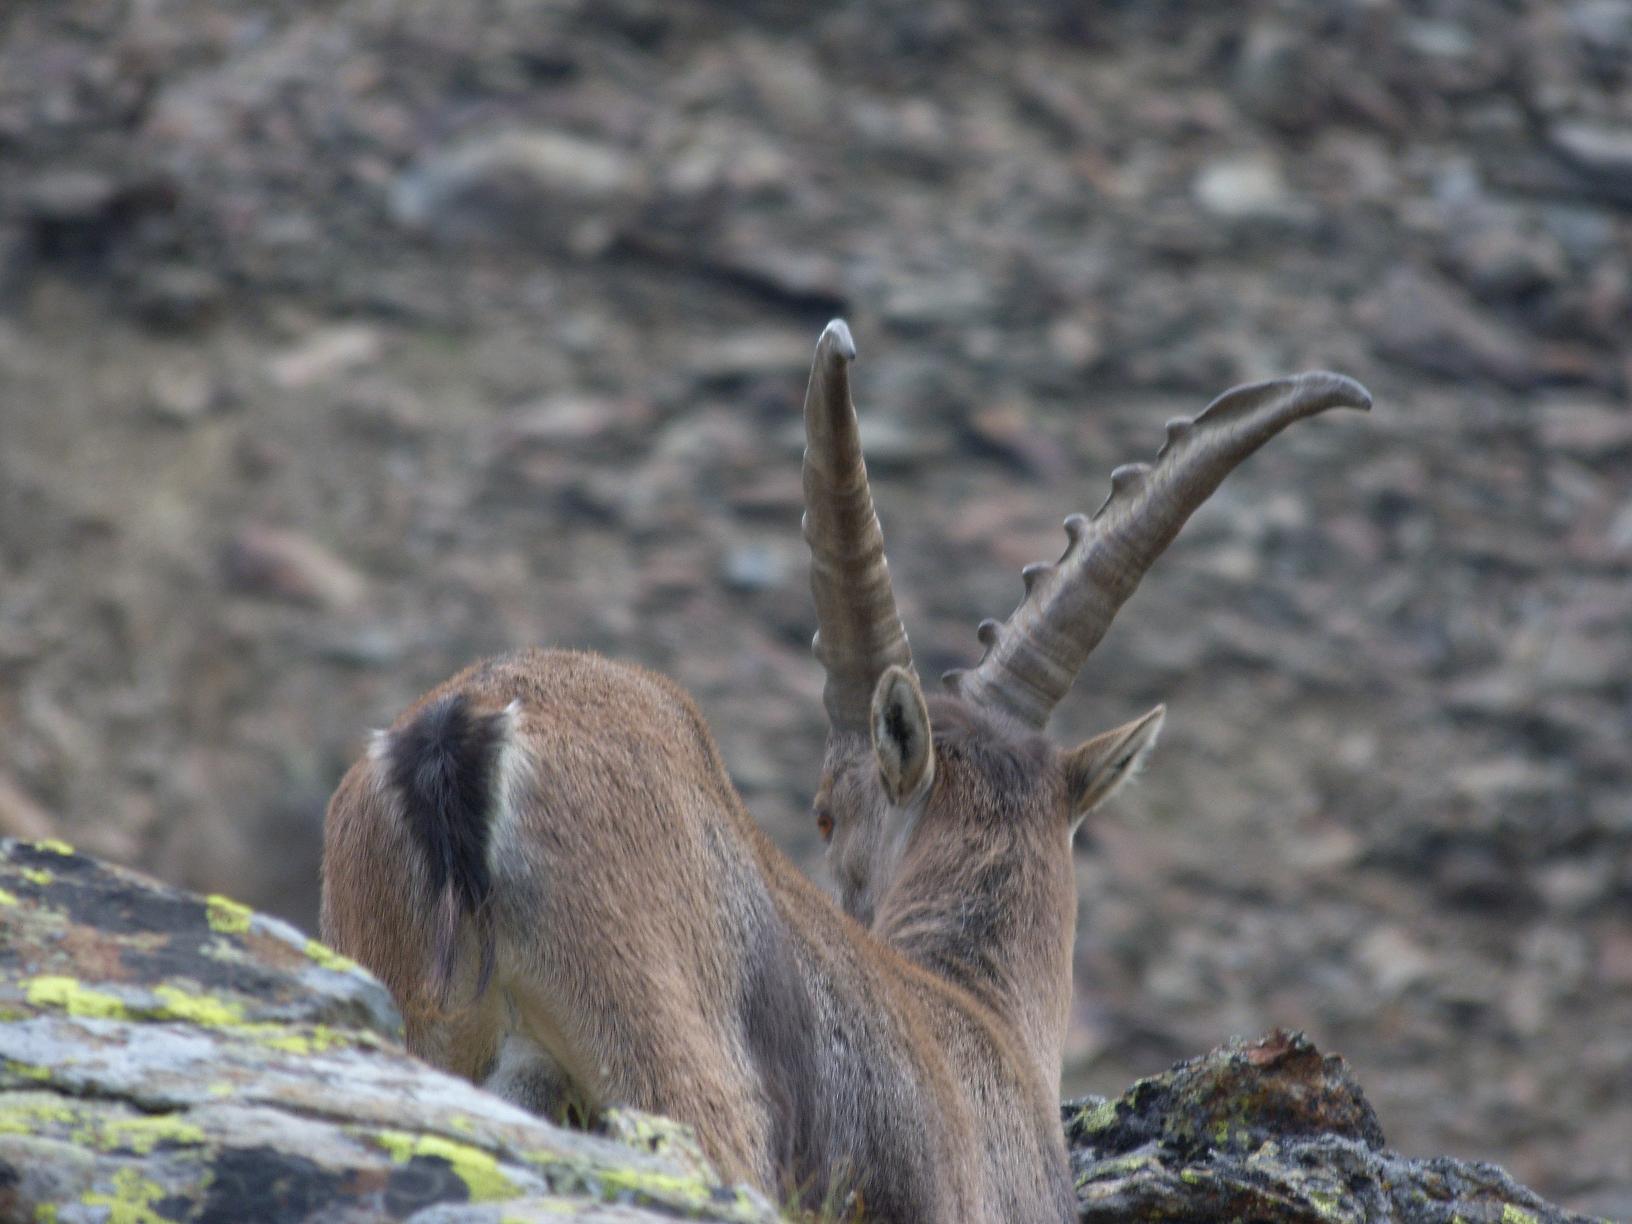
[[322, 319, 1369, 1221]]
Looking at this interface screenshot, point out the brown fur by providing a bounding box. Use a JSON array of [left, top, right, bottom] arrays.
[[322, 648, 1160, 1221]]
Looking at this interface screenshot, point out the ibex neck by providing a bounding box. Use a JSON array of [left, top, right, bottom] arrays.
[[873, 843, 1075, 1084]]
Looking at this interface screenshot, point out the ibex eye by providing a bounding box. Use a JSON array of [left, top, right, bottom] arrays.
[[815, 809, 834, 842]]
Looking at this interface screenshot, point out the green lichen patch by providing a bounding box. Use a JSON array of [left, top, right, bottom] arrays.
[[0, 1092, 205, 1160], [599, 1108, 711, 1173], [256, 1023, 373, 1055], [1065, 1097, 1119, 1139], [81, 1166, 172, 1224], [0, 1093, 79, 1133], [371, 1129, 520, 1202], [0, 887, 19, 906], [302, 939, 363, 975], [150, 984, 246, 1027], [34, 839, 76, 856], [75, 1113, 208, 1155], [205, 894, 253, 936], [596, 1165, 762, 1217], [23, 976, 128, 1019], [1503, 1208, 1539, 1224], [518, 1147, 765, 1223]]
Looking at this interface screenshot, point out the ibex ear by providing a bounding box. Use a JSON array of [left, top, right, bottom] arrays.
[[871, 666, 935, 806], [1063, 705, 1165, 828]]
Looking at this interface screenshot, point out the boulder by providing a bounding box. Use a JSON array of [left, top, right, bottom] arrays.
[[0, 839, 778, 1223], [1066, 1030, 1602, 1223]]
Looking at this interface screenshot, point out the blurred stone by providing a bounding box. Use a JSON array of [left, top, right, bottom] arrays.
[[685, 331, 811, 383], [145, 361, 215, 424], [1537, 399, 1632, 454], [1193, 153, 1302, 223], [224, 526, 367, 610], [720, 543, 785, 593], [496, 395, 654, 448], [1358, 268, 1540, 388], [1449, 759, 1569, 803], [1233, 24, 1328, 132], [1568, 0, 1632, 54], [1442, 215, 1567, 301], [392, 128, 646, 253], [1550, 121, 1632, 193], [1355, 926, 1434, 999], [21, 169, 120, 221], [266, 326, 382, 390], [966, 402, 1069, 479], [125, 264, 223, 330]]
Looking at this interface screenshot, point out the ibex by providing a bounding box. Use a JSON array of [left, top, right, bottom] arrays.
[[322, 319, 1369, 1221]]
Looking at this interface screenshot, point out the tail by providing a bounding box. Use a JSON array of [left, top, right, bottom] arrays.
[[383, 692, 507, 1008]]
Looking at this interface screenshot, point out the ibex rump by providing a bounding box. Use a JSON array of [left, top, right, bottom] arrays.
[[322, 319, 1369, 1221]]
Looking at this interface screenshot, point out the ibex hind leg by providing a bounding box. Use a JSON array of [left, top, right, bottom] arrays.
[[483, 1031, 593, 1129], [508, 975, 774, 1192]]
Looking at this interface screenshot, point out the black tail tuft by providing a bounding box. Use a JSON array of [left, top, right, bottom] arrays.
[[387, 693, 505, 1006]]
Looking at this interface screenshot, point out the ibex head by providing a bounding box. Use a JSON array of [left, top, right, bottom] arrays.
[[801, 319, 1370, 930]]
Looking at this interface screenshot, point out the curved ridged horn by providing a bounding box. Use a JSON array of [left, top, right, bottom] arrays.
[[802, 319, 913, 734], [944, 372, 1371, 729]]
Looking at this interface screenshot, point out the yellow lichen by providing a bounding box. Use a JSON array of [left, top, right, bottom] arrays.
[[34, 839, 75, 856], [601, 1108, 709, 1169], [35, 1204, 59, 1223], [4, 1061, 52, 1082], [82, 1167, 170, 1224], [24, 976, 128, 1019], [81, 1114, 206, 1155], [1087, 1152, 1152, 1178], [521, 1149, 763, 1222], [0, 1096, 77, 1130], [258, 1023, 371, 1055], [19, 867, 52, 887], [1502, 1208, 1538, 1224], [150, 984, 246, 1027], [1308, 1187, 1345, 1219], [373, 1130, 519, 1202], [303, 939, 362, 975], [205, 894, 253, 935], [0, 888, 17, 906], [1071, 1098, 1119, 1134], [597, 1165, 742, 1211]]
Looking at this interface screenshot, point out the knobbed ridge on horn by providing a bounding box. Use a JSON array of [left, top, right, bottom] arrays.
[[802, 319, 914, 734], [945, 371, 1372, 730]]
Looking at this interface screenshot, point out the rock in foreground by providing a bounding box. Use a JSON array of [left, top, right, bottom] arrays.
[[1066, 1031, 1605, 1223], [0, 839, 777, 1222], [0, 841, 1603, 1222]]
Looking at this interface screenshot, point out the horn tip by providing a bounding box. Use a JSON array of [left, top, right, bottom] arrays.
[[1298, 370, 1372, 412], [819, 318, 857, 364]]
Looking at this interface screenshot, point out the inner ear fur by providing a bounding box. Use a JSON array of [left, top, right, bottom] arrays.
[[1064, 705, 1165, 822], [870, 666, 934, 806]]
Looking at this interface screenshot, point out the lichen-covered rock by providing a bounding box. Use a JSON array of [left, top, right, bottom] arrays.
[[1065, 1031, 1607, 1223], [0, 839, 778, 1223]]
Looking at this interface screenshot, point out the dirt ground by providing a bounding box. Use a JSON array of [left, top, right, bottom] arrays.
[[2, 1, 1629, 1214]]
